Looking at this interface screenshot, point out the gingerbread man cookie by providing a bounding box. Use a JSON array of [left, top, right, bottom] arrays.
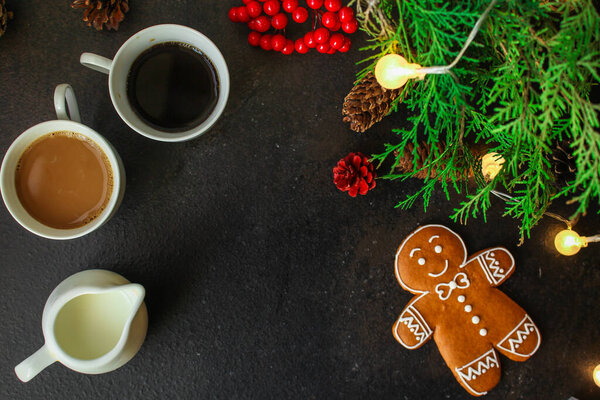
[[393, 225, 541, 396]]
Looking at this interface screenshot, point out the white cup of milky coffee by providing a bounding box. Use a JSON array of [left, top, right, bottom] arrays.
[[0, 84, 125, 240], [80, 24, 230, 142]]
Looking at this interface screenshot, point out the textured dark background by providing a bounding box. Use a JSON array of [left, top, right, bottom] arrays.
[[1, 1, 599, 400]]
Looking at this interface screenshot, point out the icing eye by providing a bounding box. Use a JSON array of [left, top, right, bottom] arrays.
[[434, 245, 442, 253], [417, 258, 426, 266]]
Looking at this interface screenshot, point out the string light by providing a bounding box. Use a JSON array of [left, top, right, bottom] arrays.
[[481, 152, 505, 180], [374, 55, 425, 90], [594, 364, 600, 387], [489, 190, 600, 255], [374, 0, 498, 89], [554, 229, 600, 256]]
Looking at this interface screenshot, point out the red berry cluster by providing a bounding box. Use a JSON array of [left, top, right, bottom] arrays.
[[228, 0, 358, 55]]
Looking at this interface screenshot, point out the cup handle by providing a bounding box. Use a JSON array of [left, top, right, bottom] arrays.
[[80, 52, 113, 75], [54, 84, 81, 123], [15, 345, 56, 382]]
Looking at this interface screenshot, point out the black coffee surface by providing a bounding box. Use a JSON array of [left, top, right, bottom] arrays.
[[126, 42, 219, 133]]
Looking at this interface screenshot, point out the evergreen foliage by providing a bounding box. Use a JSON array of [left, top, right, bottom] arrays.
[[352, 0, 600, 239]]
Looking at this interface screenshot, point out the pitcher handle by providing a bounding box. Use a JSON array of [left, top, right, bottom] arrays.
[[80, 52, 113, 75], [15, 345, 56, 382], [54, 84, 81, 123]]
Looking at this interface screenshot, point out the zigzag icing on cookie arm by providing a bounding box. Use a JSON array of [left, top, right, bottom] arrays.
[[465, 247, 515, 286], [496, 315, 541, 358], [393, 293, 433, 349], [456, 349, 500, 396]]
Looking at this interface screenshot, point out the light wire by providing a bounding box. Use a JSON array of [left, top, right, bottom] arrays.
[[418, 0, 499, 75]]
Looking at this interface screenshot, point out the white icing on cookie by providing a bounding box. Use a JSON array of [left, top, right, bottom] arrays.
[[393, 293, 433, 349], [435, 272, 470, 301], [428, 258, 448, 278], [457, 295, 465, 303], [394, 225, 468, 293], [418, 258, 426, 266], [464, 305, 472, 312], [496, 314, 541, 357], [456, 349, 499, 396], [472, 316, 480, 324], [479, 329, 487, 336]]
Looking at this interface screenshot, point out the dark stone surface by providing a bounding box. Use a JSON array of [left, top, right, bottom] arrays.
[[0, 2, 599, 399]]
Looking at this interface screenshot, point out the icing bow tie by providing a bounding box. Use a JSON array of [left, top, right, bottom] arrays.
[[435, 272, 470, 301]]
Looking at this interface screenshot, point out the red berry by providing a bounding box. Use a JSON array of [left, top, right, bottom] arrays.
[[306, 0, 323, 9], [316, 42, 330, 53], [338, 7, 354, 23], [303, 31, 317, 48], [329, 33, 344, 49], [282, 0, 298, 13], [260, 34, 273, 50], [314, 27, 330, 44], [281, 39, 295, 55], [295, 38, 309, 54], [327, 47, 336, 54], [228, 7, 238, 22], [331, 20, 342, 31], [242, 0, 253, 3], [292, 7, 308, 23], [248, 31, 262, 46], [271, 13, 288, 29], [246, 1, 262, 18], [342, 19, 358, 34], [271, 34, 286, 51], [324, 0, 342, 12], [338, 37, 351, 52], [236, 6, 250, 23], [252, 15, 271, 32], [263, 0, 280, 16], [321, 11, 338, 29]]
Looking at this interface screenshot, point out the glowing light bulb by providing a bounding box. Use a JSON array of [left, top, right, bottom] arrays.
[[554, 229, 586, 256], [481, 152, 505, 180], [594, 364, 600, 387], [375, 54, 425, 90]]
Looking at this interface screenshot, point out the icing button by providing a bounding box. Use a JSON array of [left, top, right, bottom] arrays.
[[457, 295, 465, 303], [418, 258, 426, 266], [464, 305, 472, 312], [472, 316, 480, 324], [479, 328, 487, 336], [449, 281, 457, 289]]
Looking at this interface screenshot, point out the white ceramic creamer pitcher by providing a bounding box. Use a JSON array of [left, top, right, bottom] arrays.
[[15, 269, 148, 382]]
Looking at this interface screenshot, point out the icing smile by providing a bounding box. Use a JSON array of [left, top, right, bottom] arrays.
[[428, 259, 449, 277]]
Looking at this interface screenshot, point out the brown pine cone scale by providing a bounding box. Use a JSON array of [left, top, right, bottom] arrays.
[[342, 71, 403, 133], [394, 142, 476, 181], [1, 0, 13, 39], [71, 0, 129, 31]]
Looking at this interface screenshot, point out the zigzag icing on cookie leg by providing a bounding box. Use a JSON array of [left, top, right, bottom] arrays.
[[497, 315, 541, 357], [456, 349, 500, 396]]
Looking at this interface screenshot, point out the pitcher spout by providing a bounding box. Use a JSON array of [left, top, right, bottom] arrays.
[[119, 283, 145, 310]]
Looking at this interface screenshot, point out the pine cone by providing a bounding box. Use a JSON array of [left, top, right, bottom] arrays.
[[342, 71, 402, 133], [1, 0, 13, 38], [333, 152, 376, 197], [71, 0, 129, 31], [550, 140, 576, 186], [394, 142, 475, 181]]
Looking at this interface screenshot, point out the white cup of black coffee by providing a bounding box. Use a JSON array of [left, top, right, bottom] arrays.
[[80, 24, 230, 142]]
